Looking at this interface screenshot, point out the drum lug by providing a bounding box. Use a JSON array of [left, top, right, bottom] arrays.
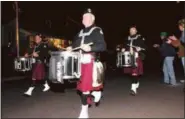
[[74, 55, 78, 59], [17, 62, 21, 70], [56, 62, 62, 83], [74, 72, 81, 78]]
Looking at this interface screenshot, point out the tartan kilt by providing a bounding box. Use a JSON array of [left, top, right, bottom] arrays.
[[32, 63, 45, 80], [77, 55, 103, 92]]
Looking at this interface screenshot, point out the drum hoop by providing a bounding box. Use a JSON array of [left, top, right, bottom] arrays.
[[15, 57, 30, 60], [50, 51, 80, 57]]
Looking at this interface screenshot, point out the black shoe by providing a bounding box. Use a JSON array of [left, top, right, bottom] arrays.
[[23, 93, 31, 97], [88, 104, 92, 108], [163, 82, 170, 85], [130, 90, 136, 96], [95, 101, 101, 107]]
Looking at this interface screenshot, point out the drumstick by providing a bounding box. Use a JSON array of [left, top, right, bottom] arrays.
[[127, 44, 145, 50], [72, 42, 93, 51], [57, 46, 66, 50], [28, 51, 40, 57]]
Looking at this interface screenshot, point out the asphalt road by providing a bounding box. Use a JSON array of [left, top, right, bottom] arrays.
[[1, 70, 184, 118]]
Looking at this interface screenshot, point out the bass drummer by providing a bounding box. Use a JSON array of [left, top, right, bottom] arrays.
[[122, 25, 146, 96], [23, 33, 50, 97]]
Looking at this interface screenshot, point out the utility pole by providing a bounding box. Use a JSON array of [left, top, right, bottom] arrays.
[[15, 1, 19, 57]]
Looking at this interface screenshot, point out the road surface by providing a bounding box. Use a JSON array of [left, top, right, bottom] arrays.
[[1, 70, 184, 118]]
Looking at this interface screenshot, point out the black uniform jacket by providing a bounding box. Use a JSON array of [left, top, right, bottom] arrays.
[[27, 42, 49, 62], [72, 24, 107, 60], [124, 34, 147, 60]]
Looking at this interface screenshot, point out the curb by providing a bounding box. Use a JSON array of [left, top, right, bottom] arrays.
[[1, 76, 27, 82]]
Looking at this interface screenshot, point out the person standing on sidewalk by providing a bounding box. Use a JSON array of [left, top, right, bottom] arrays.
[[168, 19, 185, 83], [153, 32, 177, 86]]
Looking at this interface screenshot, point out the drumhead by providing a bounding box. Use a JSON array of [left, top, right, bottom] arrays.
[[50, 51, 80, 57], [15, 57, 30, 61], [123, 51, 130, 55]]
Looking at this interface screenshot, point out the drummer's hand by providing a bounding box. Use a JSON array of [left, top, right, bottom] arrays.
[[81, 44, 91, 52], [166, 39, 172, 44], [169, 35, 178, 41], [66, 46, 72, 51], [33, 52, 39, 57], [136, 47, 141, 51], [116, 48, 120, 51], [24, 53, 29, 57], [121, 48, 125, 52]]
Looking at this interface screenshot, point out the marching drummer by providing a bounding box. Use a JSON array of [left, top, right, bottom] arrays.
[[23, 33, 50, 97], [66, 8, 106, 118], [122, 26, 146, 96]]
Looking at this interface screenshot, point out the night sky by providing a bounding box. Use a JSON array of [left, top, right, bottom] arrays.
[[2, 1, 184, 47], [1, 1, 185, 71]]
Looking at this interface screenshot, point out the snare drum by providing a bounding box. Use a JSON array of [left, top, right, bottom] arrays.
[[49, 51, 81, 83], [14, 57, 33, 72], [116, 51, 138, 67], [29, 57, 36, 64]]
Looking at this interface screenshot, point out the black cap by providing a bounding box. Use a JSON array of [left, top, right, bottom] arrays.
[[83, 8, 94, 15], [35, 33, 42, 37], [130, 25, 137, 29], [35, 33, 45, 39]]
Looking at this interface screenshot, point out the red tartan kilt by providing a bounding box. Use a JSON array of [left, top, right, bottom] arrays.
[[77, 81, 103, 92], [123, 57, 143, 75], [32, 63, 45, 80], [77, 56, 103, 92]]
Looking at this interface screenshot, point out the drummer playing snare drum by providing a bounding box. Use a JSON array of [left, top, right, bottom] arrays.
[[66, 8, 106, 118], [23, 33, 50, 97], [122, 26, 146, 96]]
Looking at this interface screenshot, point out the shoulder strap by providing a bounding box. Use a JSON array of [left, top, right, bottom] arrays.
[[79, 26, 101, 37]]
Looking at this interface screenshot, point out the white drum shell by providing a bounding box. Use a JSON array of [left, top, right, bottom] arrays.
[[14, 57, 33, 72], [49, 51, 81, 83], [116, 51, 138, 67]]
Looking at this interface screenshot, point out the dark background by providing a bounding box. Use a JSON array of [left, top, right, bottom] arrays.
[[2, 2, 184, 45], [1, 1, 185, 77]]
